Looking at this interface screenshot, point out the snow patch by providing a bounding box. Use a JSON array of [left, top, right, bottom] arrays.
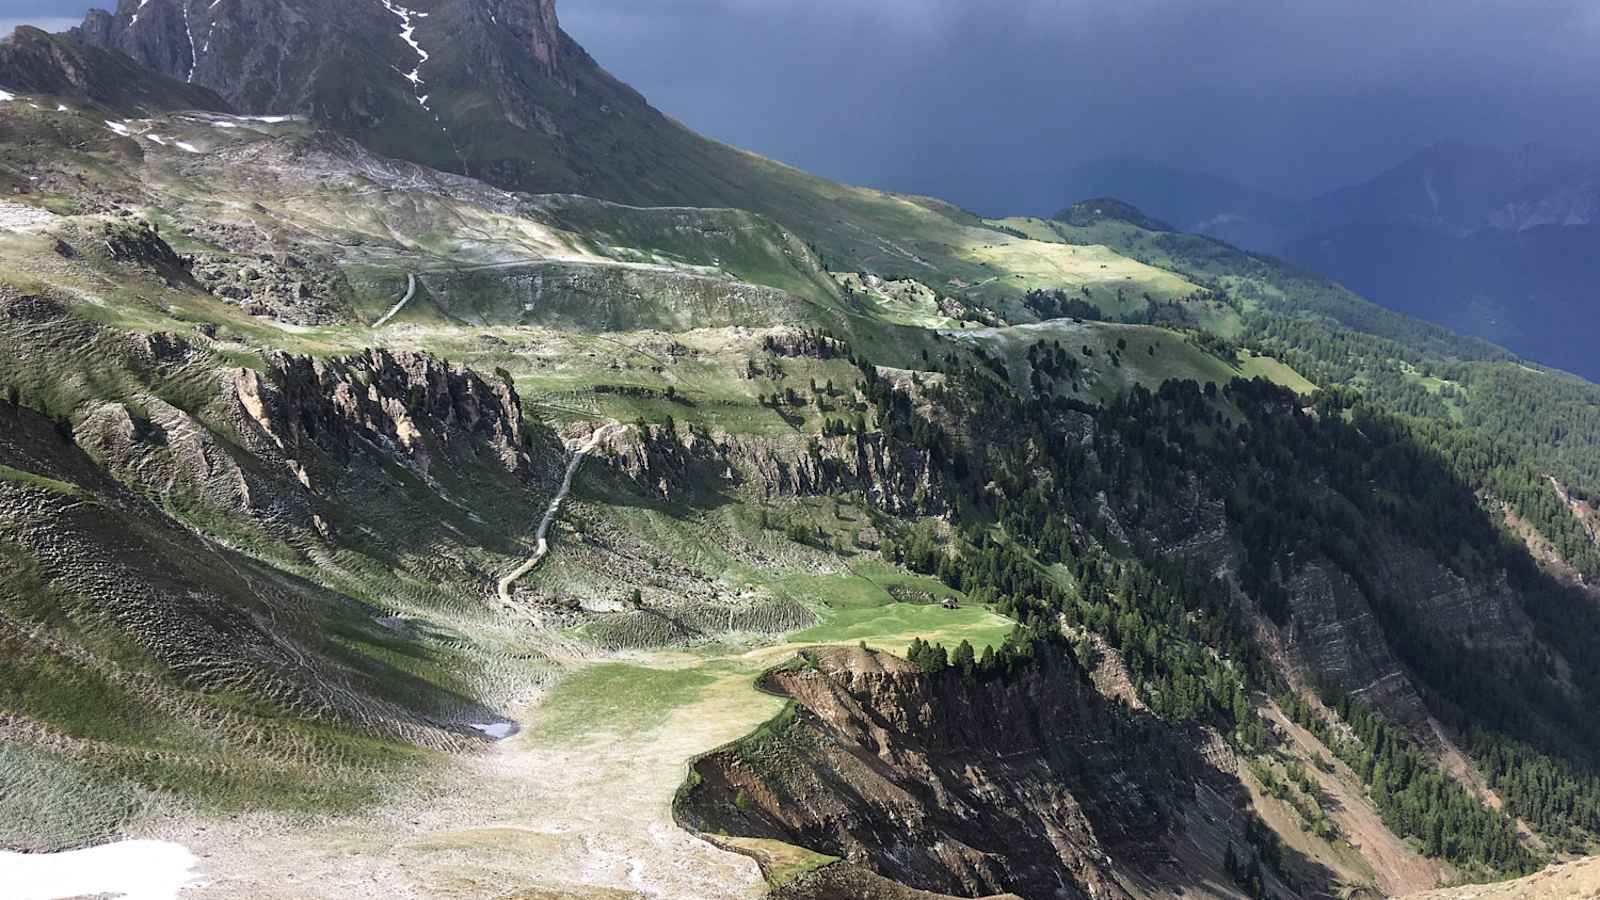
[[106, 120, 132, 136], [175, 141, 202, 153], [469, 722, 519, 740], [201, 0, 223, 54], [56, 104, 69, 112], [189, 114, 294, 130], [182, 0, 199, 82], [377, 0, 435, 111], [0, 88, 15, 102], [0, 840, 203, 900]]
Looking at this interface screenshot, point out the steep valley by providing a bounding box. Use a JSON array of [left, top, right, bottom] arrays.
[[5, 5, 1600, 900]]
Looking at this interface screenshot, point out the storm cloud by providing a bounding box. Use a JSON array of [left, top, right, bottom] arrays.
[[559, 0, 1600, 203], [8, 0, 1599, 206]]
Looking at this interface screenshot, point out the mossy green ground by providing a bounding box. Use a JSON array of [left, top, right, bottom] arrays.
[[952, 319, 1316, 404], [528, 555, 1012, 748], [528, 662, 727, 741]]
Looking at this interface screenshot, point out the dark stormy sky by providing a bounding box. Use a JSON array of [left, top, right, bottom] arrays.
[[559, 0, 1600, 203], [9, 0, 1600, 204]]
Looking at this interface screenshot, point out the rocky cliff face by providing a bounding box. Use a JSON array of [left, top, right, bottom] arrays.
[[1098, 419, 1551, 760], [0, 25, 228, 114], [76, 0, 196, 85], [604, 424, 944, 515], [76, 0, 465, 114], [479, 0, 567, 83], [233, 348, 529, 481], [678, 646, 1296, 900]]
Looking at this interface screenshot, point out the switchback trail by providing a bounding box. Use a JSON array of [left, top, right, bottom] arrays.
[[496, 424, 621, 604]]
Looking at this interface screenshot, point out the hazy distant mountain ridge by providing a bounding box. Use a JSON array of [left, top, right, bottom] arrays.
[[1279, 143, 1600, 379], [1304, 141, 1600, 235], [991, 144, 1600, 380]]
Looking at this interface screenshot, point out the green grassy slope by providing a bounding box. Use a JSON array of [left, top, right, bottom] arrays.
[[1040, 200, 1600, 503], [950, 319, 1315, 404]]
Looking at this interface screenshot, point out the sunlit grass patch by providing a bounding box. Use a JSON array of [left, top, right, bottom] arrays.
[[525, 662, 727, 742]]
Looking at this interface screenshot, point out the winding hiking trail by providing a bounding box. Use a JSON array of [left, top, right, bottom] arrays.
[[371, 273, 417, 328], [497, 424, 621, 604]]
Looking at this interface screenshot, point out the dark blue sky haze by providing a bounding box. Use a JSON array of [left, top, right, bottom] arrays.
[[7, 0, 1598, 200]]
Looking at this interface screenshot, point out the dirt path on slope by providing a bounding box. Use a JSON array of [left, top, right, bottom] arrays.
[[371, 273, 418, 328], [496, 424, 621, 605]]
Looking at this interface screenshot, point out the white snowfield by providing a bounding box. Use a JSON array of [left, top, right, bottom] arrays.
[[468, 721, 518, 740], [0, 87, 16, 102], [1, 840, 203, 900]]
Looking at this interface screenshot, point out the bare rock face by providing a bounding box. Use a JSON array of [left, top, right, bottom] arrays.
[[77, 0, 193, 82], [1277, 558, 1432, 722], [233, 349, 529, 479], [0, 25, 228, 113], [190, 251, 352, 325], [678, 646, 1270, 900], [1125, 439, 1552, 752], [1375, 542, 1535, 652], [604, 425, 945, 515], [480, 0, 567, 82], [76, 0, 423, 114]]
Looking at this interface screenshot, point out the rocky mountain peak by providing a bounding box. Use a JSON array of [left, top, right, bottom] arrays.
[[54, 0, 673, 199], [483, 0, 564, 77], [69, 0, 581, 177]]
